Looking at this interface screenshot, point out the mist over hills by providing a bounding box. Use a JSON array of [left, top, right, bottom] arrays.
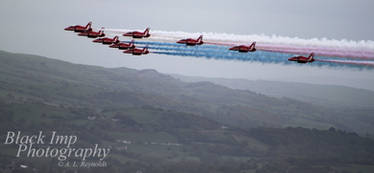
[[1, 50, 374, 173]]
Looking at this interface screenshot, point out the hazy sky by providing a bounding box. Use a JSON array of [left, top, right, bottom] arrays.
[[0, 0, 374, 90]]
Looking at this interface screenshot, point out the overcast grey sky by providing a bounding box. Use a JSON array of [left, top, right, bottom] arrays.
[[0, 0, 374, 90]]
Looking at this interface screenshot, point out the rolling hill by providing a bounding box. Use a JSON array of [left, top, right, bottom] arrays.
[[1, 50, 374, 173]]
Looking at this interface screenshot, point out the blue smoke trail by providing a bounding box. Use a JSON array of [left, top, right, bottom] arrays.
[[153, 50, 373, 68]]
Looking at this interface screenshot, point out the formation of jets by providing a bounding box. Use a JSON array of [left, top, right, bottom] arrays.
[[65, 22, 149, 55], [64, 22, 316, 62]]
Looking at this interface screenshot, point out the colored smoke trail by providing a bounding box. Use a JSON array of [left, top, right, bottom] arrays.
[[105, 28, 374, 60], [100, 29, 374, 68], [136, 42, 373, 69], [128, 40, 374, 62]]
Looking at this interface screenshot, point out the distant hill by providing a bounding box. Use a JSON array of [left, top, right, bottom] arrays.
[[1, 50, 374, 173], [171, 74, 374, 109], [0, 50, 373, 134], [172, 74, 374, 135]]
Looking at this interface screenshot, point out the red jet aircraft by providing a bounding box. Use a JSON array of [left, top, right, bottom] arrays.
[[229, 42, 256, 52], [109, 40, 135, 49], [78, 29, 105, 38], [288, 53, 315, 63], [123, 28, 150, 38], [123, 47, 149, 55], [93, 36, 119, 44], [177, 35, 203, 46], [64, 22, 92, 32]]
